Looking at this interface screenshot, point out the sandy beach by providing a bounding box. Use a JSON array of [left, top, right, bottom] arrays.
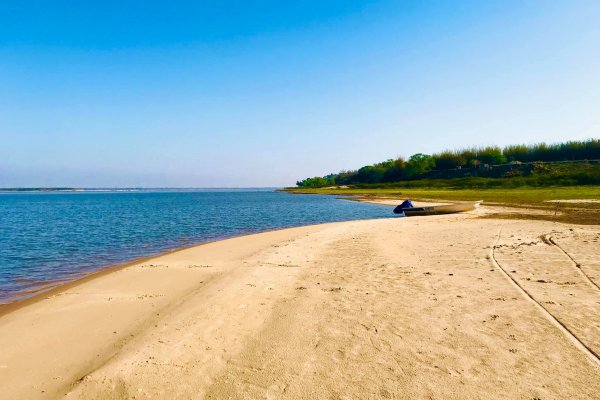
[[1, 208, 600, 399]]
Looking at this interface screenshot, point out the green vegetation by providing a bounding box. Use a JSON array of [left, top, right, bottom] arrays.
[[290, 139, 600, 224], [296, 139, 600, 188]]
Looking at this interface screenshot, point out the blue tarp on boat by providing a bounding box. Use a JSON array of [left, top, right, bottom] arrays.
[[393, 199, 414, 214]]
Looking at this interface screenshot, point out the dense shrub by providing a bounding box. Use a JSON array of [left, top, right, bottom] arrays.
[[295, 139, 600, 187]]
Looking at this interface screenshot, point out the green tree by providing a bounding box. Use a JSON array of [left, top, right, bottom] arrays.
[[356, 165, 386, 183], [433, 151, 466, 170], [406, 153, 435, 177], [383, 157, 407, 181], [478, 146, 506, 165], [296, 176, 334, 188]]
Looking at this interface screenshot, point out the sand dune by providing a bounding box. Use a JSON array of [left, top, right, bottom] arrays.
[[1, 213, 599, 399]]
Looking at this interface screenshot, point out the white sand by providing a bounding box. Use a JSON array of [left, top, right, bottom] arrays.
[[1, 214, 599, 399]]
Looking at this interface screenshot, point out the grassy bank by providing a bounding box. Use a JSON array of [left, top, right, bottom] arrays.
[[283, 185, 600, 224], [285, 185, 600, 204]]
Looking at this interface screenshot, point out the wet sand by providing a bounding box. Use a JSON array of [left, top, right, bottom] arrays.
[[1, 210, 599, 399]]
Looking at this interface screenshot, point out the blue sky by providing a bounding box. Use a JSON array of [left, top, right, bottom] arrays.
[[1, 0, 599, 187]]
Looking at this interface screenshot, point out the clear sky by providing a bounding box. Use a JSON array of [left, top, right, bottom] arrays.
[[1, 0, 599, 187]]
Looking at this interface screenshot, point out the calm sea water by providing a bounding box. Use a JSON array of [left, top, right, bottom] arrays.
[[0, 190, 394, 303]]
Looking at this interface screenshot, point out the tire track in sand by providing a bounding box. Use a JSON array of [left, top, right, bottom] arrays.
[[490, 226, 600, 369], [542, 233, 600, 292]]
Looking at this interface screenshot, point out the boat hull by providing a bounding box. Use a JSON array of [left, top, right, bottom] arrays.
[[395, 201, 481, 216]]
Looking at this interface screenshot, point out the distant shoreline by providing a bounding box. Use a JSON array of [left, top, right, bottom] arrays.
[[0, 187, 280, 193]]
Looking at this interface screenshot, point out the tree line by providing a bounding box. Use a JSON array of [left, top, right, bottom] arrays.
[[296, 139, 600, 187]]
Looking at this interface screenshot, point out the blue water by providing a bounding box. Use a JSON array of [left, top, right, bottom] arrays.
[[0, 190, 394, 303]]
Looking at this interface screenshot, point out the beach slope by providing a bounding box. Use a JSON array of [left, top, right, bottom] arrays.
[[1, 214, 599, 399]]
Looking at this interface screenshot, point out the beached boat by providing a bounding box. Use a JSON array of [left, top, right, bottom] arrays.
[[393, 200, 482, 216]]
